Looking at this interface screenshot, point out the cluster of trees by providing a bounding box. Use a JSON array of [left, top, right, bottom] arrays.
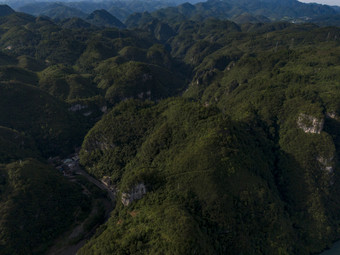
[[0, 159, 91, 254]]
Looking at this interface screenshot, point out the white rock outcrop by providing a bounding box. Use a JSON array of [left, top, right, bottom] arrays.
[[326, 112, 339, 120], [297, 113, 324, 134], [121, 183, 147, 206], [68, 104, 87, 112], [100, 106, 107, 113], [317, 156, 334, 173]]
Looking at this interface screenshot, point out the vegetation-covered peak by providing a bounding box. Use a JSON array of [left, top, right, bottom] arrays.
[[0, 159, 90, 254], [0, 5, 14, 17], [86, 9, 126, 28], [59, 16, 92, 29]]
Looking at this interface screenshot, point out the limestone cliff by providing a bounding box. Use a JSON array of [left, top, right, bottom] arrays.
[[121, 183, 147, 206], [297, 113, 324, 134]]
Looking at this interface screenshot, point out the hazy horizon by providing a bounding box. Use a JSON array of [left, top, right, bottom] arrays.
[[1, 0, 340, 7], [299, 0, 340, 6]]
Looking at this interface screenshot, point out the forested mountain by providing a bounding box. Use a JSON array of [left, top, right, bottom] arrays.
[[0, 1, 339, 254], [7, 0, 194, 9], [85, 9, 126, 28], [10, 0, 340, 25], [59, 16, 92, 29], [0, 4, 14, 16], [125, 0, 340, 27], [15, 0, 193, 22], [0, 159, 91, 254], [77, 21, 340, 254], [17, 2, 87, 20]]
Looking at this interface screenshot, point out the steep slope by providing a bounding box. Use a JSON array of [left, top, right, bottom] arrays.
[[0, 52, 17, 66], [38, 64, 98, 100], [0, 81, 84, 156], [78, 96, 338, 254], [86, 10, 125, 29], [126, 0, 339, 27], [80, 100, 159, 180], [77, 23, 340, 254], [0, 66, 38, 85], [16, 2, 54, 15], [0, 4, 338, 254], [0, 159, 90, 255], [17, 2, 87, 20], [39, 3, 87, 21], [59, 17, 92, 29], [0, 126, 40, 163], [95, 59, 186, 104], [17, 55, 46, 72], [16, 0, 184, 22], [108, 6, 131, 22], [0, 5, 14, 17]]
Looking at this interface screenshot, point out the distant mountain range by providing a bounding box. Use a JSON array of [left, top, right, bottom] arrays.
[[0, 0, 338, 27], [9, 0, 198, 21], [0, 4, 126, 28], [27, 2, 87, 20], [332, 6, 340, 12], [142, 0, 340, 26]]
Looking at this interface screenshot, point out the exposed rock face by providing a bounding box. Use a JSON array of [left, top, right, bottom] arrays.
[[83, 111, 92, 116], [326, 112, 339, 120], [297, 113, 324, 134], [100, 106, 107, 113], [155, 23, 176, 42], [137, 90, 152, 99], [68, 104, 87, 112], [121, 183, 147, 206], [317, 156, 334, 173]]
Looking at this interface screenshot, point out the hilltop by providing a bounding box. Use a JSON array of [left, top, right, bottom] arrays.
[[86, 9, 126, 28], [0, 4, 14, 17]]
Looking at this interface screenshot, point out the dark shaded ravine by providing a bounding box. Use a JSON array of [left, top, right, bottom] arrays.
[[47, 162, 116, 255]]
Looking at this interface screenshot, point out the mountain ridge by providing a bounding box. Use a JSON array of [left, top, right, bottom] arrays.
[[86, 9, 126, 28], [0, 4, 14, 17]]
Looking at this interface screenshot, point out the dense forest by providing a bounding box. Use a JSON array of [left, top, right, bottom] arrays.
[[0, 0, 339, 254]]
